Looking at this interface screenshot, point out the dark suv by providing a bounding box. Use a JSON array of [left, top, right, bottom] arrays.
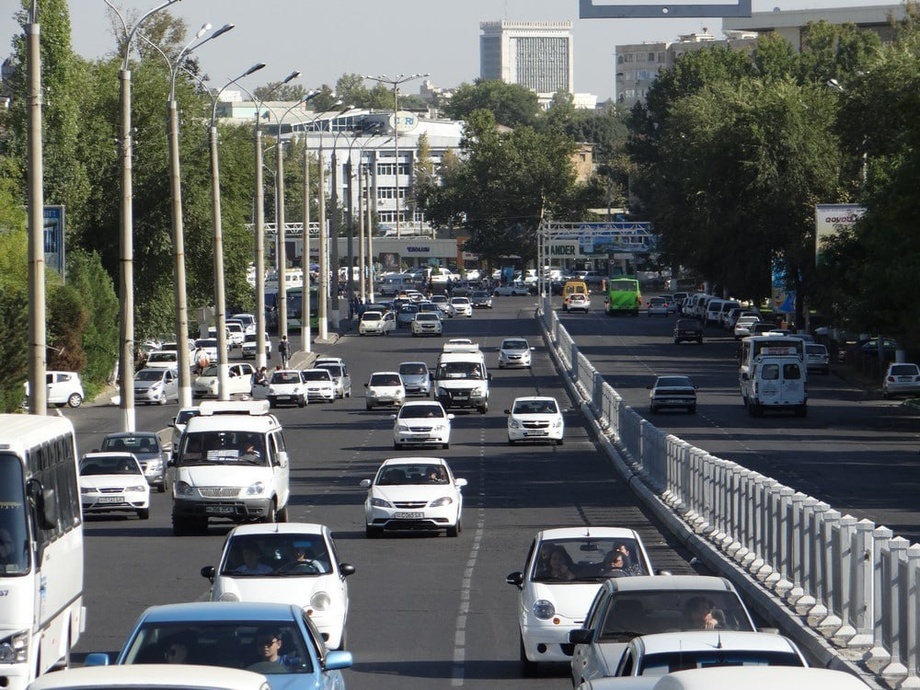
[[673, 319, 703, 344]]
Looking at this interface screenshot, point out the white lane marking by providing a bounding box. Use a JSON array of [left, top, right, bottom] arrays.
[[452, 428, 486, 686]]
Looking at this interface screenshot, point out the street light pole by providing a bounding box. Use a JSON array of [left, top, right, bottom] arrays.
[[208, 63, 266, 400], [106, 0, 182, 432], [147, 22, 234, 409], [363, 73, 428, 239]]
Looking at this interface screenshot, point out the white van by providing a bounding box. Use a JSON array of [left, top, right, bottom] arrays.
[[432, 348, 491, 413], [740, 355, 807, 417], [170, 400, 290, 535], [704, 299, 726, 327]]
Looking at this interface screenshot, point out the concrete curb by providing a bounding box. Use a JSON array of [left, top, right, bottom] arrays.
[[537, 312, 883, 688]]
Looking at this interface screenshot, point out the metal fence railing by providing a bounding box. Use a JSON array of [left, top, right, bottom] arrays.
[[540, 299, 917, 688]]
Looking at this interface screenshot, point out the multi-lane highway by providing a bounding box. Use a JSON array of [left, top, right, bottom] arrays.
[[60, 294, 917, 688]]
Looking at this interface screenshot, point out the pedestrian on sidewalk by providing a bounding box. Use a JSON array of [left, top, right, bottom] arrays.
[[278, 335, 290, 368]]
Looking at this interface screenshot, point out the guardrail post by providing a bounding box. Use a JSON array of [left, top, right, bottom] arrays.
[[724, 467, 749, 560], [805, 508, 839, 624], [746, 477, 775, 575], [795, 501, 829, 614], [879, 537, 909, 686], [785, 495, 816, 606], [766, 487, 796, 594], [865, 526, 893, 673], [845, 519, 876, 649], [902, 544, 920, 688], [817, 514, 855, 638]]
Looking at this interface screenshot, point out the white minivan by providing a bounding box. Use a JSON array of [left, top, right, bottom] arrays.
[[170, 400, 290, 535], [740, 356, 807, 417]]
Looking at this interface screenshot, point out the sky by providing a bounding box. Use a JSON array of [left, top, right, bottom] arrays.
[[1, 0, 901, 102]]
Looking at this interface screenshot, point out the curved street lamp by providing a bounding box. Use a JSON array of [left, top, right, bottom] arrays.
[[142, 22, 234, 408], [207, 63, 266, 399], [363, 73, 429, 239], [105, 0, 183, 432]]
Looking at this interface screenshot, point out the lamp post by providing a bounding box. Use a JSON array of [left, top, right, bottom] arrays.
[[106, 0, 182, 432], [363, 73, 428, 239], [144, 23, 234, 409], [208, 63, 266, 400], [25, 0, 46, 414]]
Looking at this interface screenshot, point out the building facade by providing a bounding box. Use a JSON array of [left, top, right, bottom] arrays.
[[480, 19, 575, 96]]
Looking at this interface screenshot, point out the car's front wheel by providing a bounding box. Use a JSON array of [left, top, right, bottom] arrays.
[[67, 393, 83, 408]]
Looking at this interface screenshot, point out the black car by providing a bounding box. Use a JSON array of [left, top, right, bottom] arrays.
[[673, 319, 703, 344], [470, 291, 493, 309]]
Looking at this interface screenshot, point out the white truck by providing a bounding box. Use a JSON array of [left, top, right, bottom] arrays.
[[432, 343, 491, 414]]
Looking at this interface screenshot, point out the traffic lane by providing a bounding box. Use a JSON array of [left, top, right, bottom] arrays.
[[559, 308, 920, 545]]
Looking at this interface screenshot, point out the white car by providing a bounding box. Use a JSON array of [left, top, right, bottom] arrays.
[[267, 369, 307, 408], [398, 361, 431, 397], [646, 297, 669, 316], [498, 338, 534, 369], [193, 363, 257, 399], [359, 310, 396, 335], [79, 452, 150, 520], [430, 294, 455, 317], [733, 315, 761, 339], [230, 313, 258, 335], [568, 293, 590, 313], [24, 370, 86, 408], [365, 371, 405, 411], [411, 312, 443, 337], [145, 350, 180, 369], [26, 665, 272, 690], [493, 282, 531, 296], [200, 523, 355, 650], [133, 367, 178, 405], [505, 527, 655, 674], [169, 407, 201, 459], [449, 296, 473, 317], [392, 401, 454, 449], [506, 396, 564, 445], [240, 333, 272, 359], [315, 361, 352, 399], [194, 338, 220, 363], [882, 362, 920, 399], [300, 368, 336, 403], [359, 457, 467, 538]]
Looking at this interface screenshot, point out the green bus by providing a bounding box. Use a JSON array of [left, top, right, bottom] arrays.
[[285, 285, 320, 330], [606, 277, 642, 316]]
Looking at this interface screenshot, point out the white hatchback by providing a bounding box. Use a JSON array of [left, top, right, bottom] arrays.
[[200, 523, 355, 650], [24, 370, 86, 408], [365, 371, 405, 411], [360, 457, 467, 538], [392, 401, 454, 450], [498, 338, 535, 369], [449, 296, 473, 317], [300, 368, 336, 403], [506, 396, 564, 445], [359, 310, 396, 335]]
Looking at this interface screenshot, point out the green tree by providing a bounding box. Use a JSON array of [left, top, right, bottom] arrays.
[[445, 79, 540, 128], [253, 82, 306, 102]]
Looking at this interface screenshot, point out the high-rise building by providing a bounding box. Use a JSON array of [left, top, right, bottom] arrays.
[[480, 20, 574, 96]]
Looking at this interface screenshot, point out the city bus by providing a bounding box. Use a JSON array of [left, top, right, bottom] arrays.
[[606, 277, 642, 316], [0, 415, 84, 689], [285, 285, 320, 330]]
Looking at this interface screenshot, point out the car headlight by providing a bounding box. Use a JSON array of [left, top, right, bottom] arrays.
[[552, 419, 563, 429], [80, 487, 96, 495], [0, 629, 29, 663], [151, 383, 162, 392], [269, 387, 278, 395], [370, 497, 391, 508], [471, 387, 482, 396], [245, 481, 265, 496], [437, 387, 448, 396], [310, 591, 332, 611], [147, 459, 162, 472], [433, 424, 446, 432], [396, 388, 404, 396], [175, 481, 195, 496], [218, 592, 240, 602], [396, 424, 410, 432], [127, 484, 147, 492], [430, 496, 454, 507], [533, 599, 556, 620], [509, 419, 521, 429]]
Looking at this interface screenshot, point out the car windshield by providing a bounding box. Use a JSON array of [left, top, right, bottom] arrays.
[[656, 377, 693, 388], [178, 431, 266, 467], [361, 312, 383, 321], [399, 405, 445, 419], [513, 399, 558, 414], [135, 370, 166, 381], [640, 650, 802, 676], [219, 533, 331, 577], [436, 362, 483, 379], [532, 537, 650, 582], [199, 366, 219, 377], [122, 621, 314, 673], [301, 371, 331, 382], [271, 372, 301, 384], [148, 353, 175, 362], [417, 314, 438, 321], [890, 364, 920, 376], [503, 340, 528, 350], [101, 436, 159, 455], [176, 410, 200, 425], [317, 364, 343, 377], [376, 464, 448, 485], [370, 374, 401, 386], [399, 364, 427, 376], [80, 455, 141, 476], [596, 590, 755, 641]]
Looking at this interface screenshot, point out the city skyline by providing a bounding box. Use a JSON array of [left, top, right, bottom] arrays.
[[1, 0, 900, 103]]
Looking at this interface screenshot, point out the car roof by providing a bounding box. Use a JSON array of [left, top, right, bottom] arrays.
[[81, 452, 138, 460], [599, 574, 736, 593], [399, 361, 428, 367], [513, 396, 557, 403], [536, 526, 640, 541], [370, 371, 401, 377], [26, 664, 271, 690], [135, 601, 300, 624], [651, 666, 870, 690], [634, 631, 800, 655], [185, 414, 279, 433], [401, 400, 445, 408], [104, 431, 158, 440], [226, 522, 329, 537], [381, 456, 448, 468]]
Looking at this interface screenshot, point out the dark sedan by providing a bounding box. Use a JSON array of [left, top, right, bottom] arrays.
[[673, 319, 703, 344]]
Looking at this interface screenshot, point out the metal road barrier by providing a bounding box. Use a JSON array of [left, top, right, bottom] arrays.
[[539, 297, 914, 689]]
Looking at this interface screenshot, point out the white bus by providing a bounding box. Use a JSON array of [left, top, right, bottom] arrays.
[[0, 414, 85, 689]]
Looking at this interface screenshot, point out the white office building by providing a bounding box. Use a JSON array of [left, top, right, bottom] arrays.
[[480, 19, 575, 96]]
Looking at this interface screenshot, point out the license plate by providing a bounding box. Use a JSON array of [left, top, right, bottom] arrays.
[[898, 376, 912, 382], [205, 506, 234, 515], [526, 430, 547, 436], [394, 511, 424, 519], [97, 496, 124, 504], [454, 394, 468, 400]]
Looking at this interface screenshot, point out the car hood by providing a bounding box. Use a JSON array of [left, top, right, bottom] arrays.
[[510, 413, 559, 423], [401, 374, 428, 384], [371, 485, 456, 503], [214, 572, 337, 609], [502, 349, 529, 356], [81, 474, 147, 489], [529, 581, 603, 621], [179, 465, 270, 486]]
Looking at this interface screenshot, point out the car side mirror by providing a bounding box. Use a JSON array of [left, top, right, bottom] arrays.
[[487, 373, 493, 381], [364, 383, 369, 388], [447, 414, 455, 420], [569, 628, 592, 645], [646, 385, 653, 390], [455, 478, 468, 488], [339, 563, 356, 578], [83, 653, 111, 667], [504, 409, 511, 415], [276, 451, 289, 468], [359, 479, 372, 489], [200, 565, 216, 581], [505, 571, 524, 588]]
